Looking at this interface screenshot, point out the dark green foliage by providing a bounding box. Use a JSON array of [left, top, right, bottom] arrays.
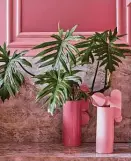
[[75, 28, 131, 91], [33, 25, 84, 72], [0, 43, 32, 101], [34, 26, 130, 114], [76, 28, 131, 73], [35, 69, 87, 114], [34, 26, 88, 114]]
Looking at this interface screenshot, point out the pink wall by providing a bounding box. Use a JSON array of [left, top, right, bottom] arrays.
[[22, 0, 116, 32], [0, 0, 6, 44], [0, 0, 118, 45]]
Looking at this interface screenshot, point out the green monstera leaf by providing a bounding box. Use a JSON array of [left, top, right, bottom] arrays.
[[35, 69, 82, 114], [0, 43, 33, 101], [33, 25, 84, 72]]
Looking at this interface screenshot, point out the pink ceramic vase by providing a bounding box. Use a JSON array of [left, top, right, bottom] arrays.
[[80, 100, 90, 126], [80, 99, 89, 111], [63, 101, 81, 147], [96, 107, 114, 154]]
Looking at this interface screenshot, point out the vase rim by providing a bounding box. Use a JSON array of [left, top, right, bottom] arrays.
[[66, 100, 82, 102]]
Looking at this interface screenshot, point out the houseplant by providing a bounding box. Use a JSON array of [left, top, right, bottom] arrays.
[[33, 25, 90, 146], [0, 43, 33, 101], [75, 28, 131, 153], [75, 27, 131, 93], [33, 25, 131, 148]]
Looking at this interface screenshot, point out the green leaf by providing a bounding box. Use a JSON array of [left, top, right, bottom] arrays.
[[69, 25, 78, 35], [60, 57, 69, 72], [0, 46, 33, 101], [35, 46, 58, 57], [39, 59, 55, 68], [21, 59, 32, 67], [33, 41, 59, 49]]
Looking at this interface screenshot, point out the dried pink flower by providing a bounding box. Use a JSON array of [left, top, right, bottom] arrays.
[[80, 83, 89, 92]]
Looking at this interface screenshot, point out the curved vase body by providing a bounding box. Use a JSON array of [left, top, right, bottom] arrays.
[[63, 101, 81, 147], [80, 100, 89, 111], [96, 107, 114, 154]]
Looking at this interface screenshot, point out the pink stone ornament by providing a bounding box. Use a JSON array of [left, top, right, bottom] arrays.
[[96, 107, 114, 154], [91, 92, 106, 107], [110, 90, 122, 123]]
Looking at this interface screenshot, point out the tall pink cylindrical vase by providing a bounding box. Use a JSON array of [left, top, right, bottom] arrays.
[[63, 101, 81, 147], [96, 107, 114, 154]]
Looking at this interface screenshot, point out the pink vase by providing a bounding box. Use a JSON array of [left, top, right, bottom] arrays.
[[96, 107, 114, 154], [80, 100, 90, 126], [80, 100, 89, 111], [63, 101, 81, 147]]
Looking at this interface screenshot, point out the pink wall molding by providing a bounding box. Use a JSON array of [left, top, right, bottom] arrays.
[[6, 0, 129, 56]]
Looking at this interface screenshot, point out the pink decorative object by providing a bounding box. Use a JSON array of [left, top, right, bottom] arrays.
[[105, 96, 110, 106], [92, 89, 122, 153], [91, 93, 106, 107], [80, 99, 90, 126], [80, 99, 89, 111], [110, 90, 122, 123], [63, 101, 81, 147], [96, 107, 114, 154], [81, 112, 90, 126], [80, 84, 89, 92]]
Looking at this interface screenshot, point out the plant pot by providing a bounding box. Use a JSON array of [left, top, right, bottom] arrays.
[[63, 100, 81, 147], [96, 107, 114, 154], [80, 99, 89, 112], [80, 99, 90, 126]]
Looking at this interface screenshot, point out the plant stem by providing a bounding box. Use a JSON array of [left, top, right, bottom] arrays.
[[91, 60, 99, 92], [18, 63, 35, 77], [104, 69, 107, 87], [92, 85, 110, 94]]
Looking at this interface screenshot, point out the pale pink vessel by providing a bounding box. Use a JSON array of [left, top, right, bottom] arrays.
[[96, 107, 114, 154]]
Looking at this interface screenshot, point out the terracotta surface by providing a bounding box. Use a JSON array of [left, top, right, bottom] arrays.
[[0, 143, 130, 161], [0, 57, 130, 143]]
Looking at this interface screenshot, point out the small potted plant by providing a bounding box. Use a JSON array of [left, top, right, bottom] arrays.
[[75, 28, 131, 153], [33, 25, 90, 146], [0, 43, 33, 101]]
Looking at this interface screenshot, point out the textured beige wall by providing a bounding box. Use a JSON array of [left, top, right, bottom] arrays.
[[0, 57, 130, 143]]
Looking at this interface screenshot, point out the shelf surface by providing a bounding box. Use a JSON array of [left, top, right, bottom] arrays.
[[0, 143, 130, 161]]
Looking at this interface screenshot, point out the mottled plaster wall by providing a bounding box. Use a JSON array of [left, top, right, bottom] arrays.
[[0, 57, 130, 143]]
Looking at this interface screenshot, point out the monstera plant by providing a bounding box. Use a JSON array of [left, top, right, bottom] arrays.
[[76, 28, 131, 92], [33, 25, 131, 147], [33, 26, 131, 113], [33, 25, 91, 147], [33, 25, 89, 114], [0, 43, 33, 101]]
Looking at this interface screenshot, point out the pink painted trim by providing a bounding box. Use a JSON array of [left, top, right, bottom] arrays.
[[6, 0, 13, 45], [127, 4, 131, 45], [18, 32, 97, 38], [6, 0, 128, 53], [15, 0, 22, 37], [116, 0, 126, 35]]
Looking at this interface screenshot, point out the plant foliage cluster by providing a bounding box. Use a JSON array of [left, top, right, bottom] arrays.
[[0, 25, 130, 114]]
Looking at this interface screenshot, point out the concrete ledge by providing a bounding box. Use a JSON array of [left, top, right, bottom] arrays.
[[0, 143, 130, 161]]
